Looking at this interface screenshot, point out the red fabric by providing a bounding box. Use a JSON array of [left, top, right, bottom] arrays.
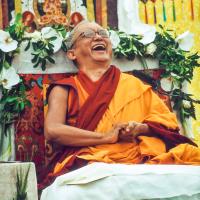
[[39, 146, 86, 189], [46, 76, 79, 121], [39, 66, 120, 189], [107, 0, 118, 29], [17, 71, 197, 192], [46, 66, 121, 131], [95, 0, 102, 25], [15, 74, 69, 184], [76, 66, 120, 131], [141, 122, 197, 150]]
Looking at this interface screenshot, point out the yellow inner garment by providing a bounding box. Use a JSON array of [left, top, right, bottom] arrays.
[[54, 73, 200, 174]]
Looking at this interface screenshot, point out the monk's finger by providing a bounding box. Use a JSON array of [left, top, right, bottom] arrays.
[[114, 123, 129, 129]]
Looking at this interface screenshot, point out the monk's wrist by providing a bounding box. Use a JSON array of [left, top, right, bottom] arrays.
[[94, 132, 111, 144], [139, 123, 150, 134]]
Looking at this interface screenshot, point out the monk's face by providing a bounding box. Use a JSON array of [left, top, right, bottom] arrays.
[[68, 22, 113, 67]]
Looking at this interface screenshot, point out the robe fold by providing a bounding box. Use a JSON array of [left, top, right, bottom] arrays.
[[40, 65, 200, 189]]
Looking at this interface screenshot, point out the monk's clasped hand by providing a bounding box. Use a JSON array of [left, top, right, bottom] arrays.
[[119, 121, 149, 141]]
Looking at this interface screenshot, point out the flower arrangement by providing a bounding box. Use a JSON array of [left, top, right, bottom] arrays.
[[23, 25, 66, 70], [0, 13, 200, 135], [0, 14, 31, 134]]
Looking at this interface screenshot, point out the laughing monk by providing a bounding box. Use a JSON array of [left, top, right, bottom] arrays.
[[42, 20, 200, 187]]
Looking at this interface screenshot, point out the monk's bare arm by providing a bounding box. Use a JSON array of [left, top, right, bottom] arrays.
[[44, 86, 121, 146]]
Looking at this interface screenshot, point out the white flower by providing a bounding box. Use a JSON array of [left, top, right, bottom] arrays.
[[182, 100, 191, 109], [109, 30, 120, 49], [41, 27, 62, 53], [175, 31, 194, 51], [0, 30, 18, 52], [0, 67, 20, 90], [24, 31, 42, 42], [41, 27, 56, 39], [160, 77, 172, 92], [146, 43, 157, 55], [131, 23, 156, 45], [65, 31, 70, 40]]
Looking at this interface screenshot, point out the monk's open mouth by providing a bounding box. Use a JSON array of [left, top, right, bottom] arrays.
[[92, 44, 106, 51]]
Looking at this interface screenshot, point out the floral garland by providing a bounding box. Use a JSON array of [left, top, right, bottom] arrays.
[[109, 24, 200, 130], [0, 14, 200, 134], [0, 14, 31, 133]]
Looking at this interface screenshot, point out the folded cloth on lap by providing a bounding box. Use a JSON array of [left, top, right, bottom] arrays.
[[41, 163, 200, 200]]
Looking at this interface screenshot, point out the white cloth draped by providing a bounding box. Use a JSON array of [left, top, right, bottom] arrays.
[[70, 0, 88, 19], [41, 163, 200, 200], [117, 0, 141, 33], [0, 123, 15, 161], [12, 42, 159, 74]]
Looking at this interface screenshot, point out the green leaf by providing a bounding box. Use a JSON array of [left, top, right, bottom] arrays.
[[25, 100, 32, 108], [61, 42, 67, 52], [6, 96, 18, 103], [48, 43, 54, 49], [15, 13, 22, 23], [19, 102, 25, 111], [41, 59, 46, 71], [49, 36, 57, 41], [31, 55, 38, 63], [3, 61, 11, 69], [32, 50, 41, 55], [46, 56, 55, 64], [24, 41, 31, 51], [13, 103, 20, 111], [33, 59, 41, 68]]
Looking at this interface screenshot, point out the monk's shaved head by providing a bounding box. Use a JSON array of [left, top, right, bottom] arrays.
[[65, 20, 101, 50]]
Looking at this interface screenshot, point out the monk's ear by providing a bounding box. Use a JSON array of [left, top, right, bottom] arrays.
[[67, 49, 76, 61]]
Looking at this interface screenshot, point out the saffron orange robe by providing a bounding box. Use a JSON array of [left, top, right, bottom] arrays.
[[53, 71, 200, 174]]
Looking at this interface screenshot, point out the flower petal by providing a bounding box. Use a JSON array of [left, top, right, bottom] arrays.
[[109, 30, 120, 49], [182, 100, 191, 109], [0, 30, 9, 42], [0, 40, 18, 52], [175, 31, 194, 51], [1, 67, 20, 89], [160, 77, 172, 92], [41, 27, 62, 52], [0, 30, 18, 52], [24, 31, 42, 42], [50, 36, 63, 53], [131, 23, 156, 45], [146, 43, 157, 55], [175, 31, 190, 40], [140, 31, 156, 45], [41, 27, 57, 39]]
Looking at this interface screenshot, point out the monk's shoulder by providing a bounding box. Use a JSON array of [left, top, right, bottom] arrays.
[[46, 76, 76, 102], [109, 72, 152, 113], [119, 72, 151, 93], [53, 75, 76, 85]]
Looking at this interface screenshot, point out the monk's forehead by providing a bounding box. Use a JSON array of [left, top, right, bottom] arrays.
[[74, 22, 102, 34], [70, 21, 104, 46]]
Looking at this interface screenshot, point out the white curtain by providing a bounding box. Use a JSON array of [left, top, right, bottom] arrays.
[[0, 123, 15, 161], [117, 0, 141, 34]]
